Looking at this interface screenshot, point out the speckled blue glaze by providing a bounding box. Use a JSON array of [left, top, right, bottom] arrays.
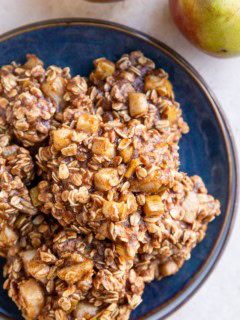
[[0, 19, 238, 320]]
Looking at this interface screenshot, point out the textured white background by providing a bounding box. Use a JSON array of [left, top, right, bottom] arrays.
[[0, 1, 239, 319]]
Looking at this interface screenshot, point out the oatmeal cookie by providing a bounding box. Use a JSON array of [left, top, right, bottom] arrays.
[[89, 51, 189, 144], [134, 172, 220, 282], [36, 114, 179, 263], [4, 215, 144, 320], [0, 54, 71, 147]]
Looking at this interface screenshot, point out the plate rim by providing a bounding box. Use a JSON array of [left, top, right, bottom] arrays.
[[0, 18, 238, 320]]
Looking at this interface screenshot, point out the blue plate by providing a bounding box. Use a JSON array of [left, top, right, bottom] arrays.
[[0, 19, 238, 320]]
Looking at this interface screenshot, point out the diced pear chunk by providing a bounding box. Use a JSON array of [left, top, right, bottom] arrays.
[[24, 54, 43, 69], [21, 250, 37, 266], [92, 137, 116, 158], [102, 201, 128, 221], [94, 58, 115, 80], [119, 145, 133, 163], [57, 259, 93, 284], [128, 92, 148, 117], [52, 128, 72, 151], [130, 170, 165, 193], [42, 76, 65, 107], [77, 114, 99, 134], [144, 195, 164, 216], [74, 301, 98, 319], [19, 279, 45, 319], [157, 79, 173, 97], [0, 225, 18, 247], [160, 261, 178, 276], [144, 75, 164, 91], [163, 105, 178, 123], [94, 168, 119, 191], [182, 192, 199, 224]]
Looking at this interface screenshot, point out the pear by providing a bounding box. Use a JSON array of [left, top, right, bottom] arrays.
[[169, 0, 240, 57]]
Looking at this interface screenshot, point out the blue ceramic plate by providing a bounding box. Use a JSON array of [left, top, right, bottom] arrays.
[[0, 19, 238, 320]]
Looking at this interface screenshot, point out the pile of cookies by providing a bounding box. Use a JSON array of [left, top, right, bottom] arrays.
[[0, 51, 220, 320]]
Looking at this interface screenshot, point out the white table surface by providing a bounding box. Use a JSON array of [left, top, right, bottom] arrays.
[[1, 1, 239, 319]]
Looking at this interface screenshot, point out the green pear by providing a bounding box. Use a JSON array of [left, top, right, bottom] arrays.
[[169, 0, 240, 57]]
